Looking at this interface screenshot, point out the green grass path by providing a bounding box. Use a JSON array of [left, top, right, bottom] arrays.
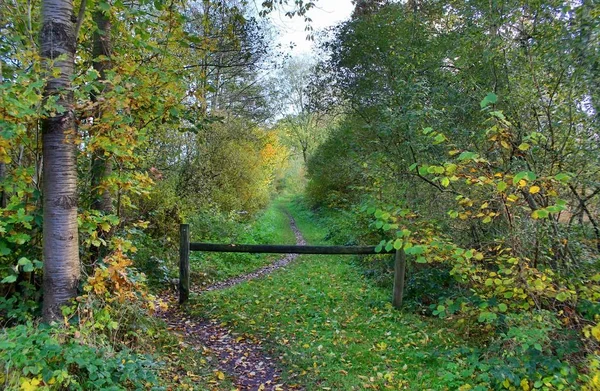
[[189, 196, 460, 390]]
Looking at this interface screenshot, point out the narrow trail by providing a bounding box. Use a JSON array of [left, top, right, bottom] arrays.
[[158, 213, 306, 391]]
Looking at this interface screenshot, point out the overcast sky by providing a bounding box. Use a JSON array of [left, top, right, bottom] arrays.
[[268, 0, 354, 57]]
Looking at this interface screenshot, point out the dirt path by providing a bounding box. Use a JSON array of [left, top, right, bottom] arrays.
[[158, 214, 305, 391]]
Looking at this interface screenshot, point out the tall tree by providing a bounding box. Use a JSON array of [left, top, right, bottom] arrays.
[[40, 0, 80, 322], [269, 57, 328, 163], [90, 4, 113, 214]]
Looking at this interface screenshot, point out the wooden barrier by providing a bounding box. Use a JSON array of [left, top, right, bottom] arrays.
[[179, 225, 406, 308], [178, 224, 190, 304]]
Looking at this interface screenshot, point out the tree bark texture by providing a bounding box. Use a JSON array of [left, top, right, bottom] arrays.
[[41, 0, 80, 322]]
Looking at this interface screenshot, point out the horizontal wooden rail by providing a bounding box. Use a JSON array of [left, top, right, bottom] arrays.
[[190, 242, 395, 254], [179, 224, 406, 309]]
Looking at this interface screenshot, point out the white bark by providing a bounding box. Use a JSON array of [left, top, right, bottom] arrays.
[[41, 0, 80, 322]]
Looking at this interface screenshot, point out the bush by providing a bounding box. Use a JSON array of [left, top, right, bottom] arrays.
[[0, 324, 161, 390]]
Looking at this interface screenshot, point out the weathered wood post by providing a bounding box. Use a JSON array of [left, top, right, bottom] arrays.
[[179, 224, 190, 304], [392, 248, 406, 309]]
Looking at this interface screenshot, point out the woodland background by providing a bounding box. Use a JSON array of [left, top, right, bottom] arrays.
[[0, 0, 599, 389]]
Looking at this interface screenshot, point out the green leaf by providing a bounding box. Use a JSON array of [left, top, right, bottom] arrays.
[[385, 242, 393, 252], [555, 292, 568, 302], [478, 311, 498, 323], [440, 177, 450, 187], [514, 171, 536, 183], [497, 181, 507, 192], [1, 275, 17, 284], [498, 303, 508, 312], [0, 241, 11, 256], [531, 209, 549, 219], [445, 163, 457, 174], [393, 238, 403, 250], [489, 110, 506, 120], [405, 245, 425, 255], [480, 92, 498, 108], [554, 173, 571, 183], [98, 1, 111, 13], [457, 151, 478, 161]]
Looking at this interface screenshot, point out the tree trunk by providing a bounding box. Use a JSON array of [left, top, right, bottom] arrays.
[[40, 0, 80, 322], [0, 162, 7, 209], [90, 7, 113, 214]]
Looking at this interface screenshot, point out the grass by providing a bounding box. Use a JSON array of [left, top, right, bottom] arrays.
[[189, 199, 296, 288], [189, 195, 463, 390]]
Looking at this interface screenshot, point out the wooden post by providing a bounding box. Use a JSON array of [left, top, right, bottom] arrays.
[[179, 224, 190, 304], [392, 248, 406, 309]]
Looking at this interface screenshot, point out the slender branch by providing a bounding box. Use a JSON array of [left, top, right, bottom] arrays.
[[75, 0, 88, 39]]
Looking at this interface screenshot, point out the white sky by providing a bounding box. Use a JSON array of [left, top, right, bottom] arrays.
[[268, 0, 354, 57]]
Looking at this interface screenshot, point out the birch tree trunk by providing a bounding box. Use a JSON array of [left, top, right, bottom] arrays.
[[40, 0, 80, 322]]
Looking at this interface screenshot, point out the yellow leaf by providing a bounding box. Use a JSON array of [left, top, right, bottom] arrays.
[[20, 377, 41, 391], [521, 378, 530, 391], [529, 186, 540, 194], [507, 194, 519, 202], [591, 324, 600, 341], [215, 371, 225, 380], [518, 143, 530, 151]]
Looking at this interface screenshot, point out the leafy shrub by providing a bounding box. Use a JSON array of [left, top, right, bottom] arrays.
[[404, 266, 464, 313], [0, 324, 161, 390], [437, 311, 582, 390]]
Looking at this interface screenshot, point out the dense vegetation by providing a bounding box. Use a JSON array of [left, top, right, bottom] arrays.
[[1, 0, 599, 389], [303, 1, 600, 389]]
